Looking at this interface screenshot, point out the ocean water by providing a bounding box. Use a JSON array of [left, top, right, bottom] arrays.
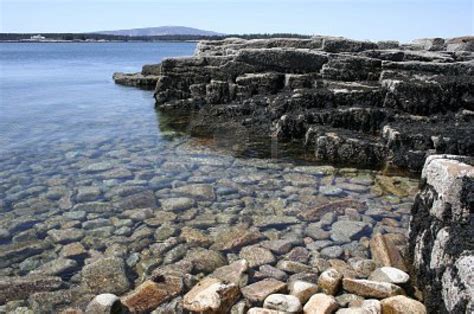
[[0, 42, 196, 152], [0, 43, 418, 312]]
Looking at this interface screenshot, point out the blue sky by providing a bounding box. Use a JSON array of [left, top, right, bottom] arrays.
[[1, 0, 472, 42]]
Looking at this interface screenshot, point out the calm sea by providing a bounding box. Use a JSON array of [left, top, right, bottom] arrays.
[[0, 42, 196, 153]]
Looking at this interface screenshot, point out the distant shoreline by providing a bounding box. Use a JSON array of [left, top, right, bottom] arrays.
[[0, 39, 200, 43], [0, 33, 312, 44]]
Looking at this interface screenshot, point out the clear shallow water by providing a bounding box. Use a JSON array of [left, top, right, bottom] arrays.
[[0, 42, 196, 151], [0, 43, 418, 312]]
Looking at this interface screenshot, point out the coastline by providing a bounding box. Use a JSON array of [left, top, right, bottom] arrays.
[[0, 36, 472, 313]]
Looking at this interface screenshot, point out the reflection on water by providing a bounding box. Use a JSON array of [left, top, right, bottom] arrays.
[[0, 43, 419, 312]]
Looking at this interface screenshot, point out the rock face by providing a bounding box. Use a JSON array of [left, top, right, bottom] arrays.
[[408, 155, 474, 314], [115, 36, 474, 172]]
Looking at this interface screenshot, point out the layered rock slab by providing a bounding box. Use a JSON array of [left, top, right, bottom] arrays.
[[114, 35, 474, 172]]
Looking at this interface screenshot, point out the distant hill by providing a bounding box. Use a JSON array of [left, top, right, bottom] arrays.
[[96, 26, 223, 37]]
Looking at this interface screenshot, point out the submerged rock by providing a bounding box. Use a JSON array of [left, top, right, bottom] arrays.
[[370, 233, 407, 272], [121, 279, 182, 313], [80, 257, 130, 295], [239, 245, 276, 268], [211, 225, 265, 251], [0, 275, 63, 304]]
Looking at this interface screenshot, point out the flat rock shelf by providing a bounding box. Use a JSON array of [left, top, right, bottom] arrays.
[[115, 35, 474, 173]]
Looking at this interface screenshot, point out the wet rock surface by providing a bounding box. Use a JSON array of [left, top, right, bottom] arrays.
[[408, 155, 474, 314]]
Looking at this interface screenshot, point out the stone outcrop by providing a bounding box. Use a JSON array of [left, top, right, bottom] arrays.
[[113, 63, 162, 89], [114, 35, 474, 172], [408, 155, 474, 313]]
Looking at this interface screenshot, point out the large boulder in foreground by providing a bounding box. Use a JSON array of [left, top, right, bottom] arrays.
[[408, 155, 474, 314]]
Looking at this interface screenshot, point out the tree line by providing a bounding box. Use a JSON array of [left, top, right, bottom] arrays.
[[0, 33, 312, 42]]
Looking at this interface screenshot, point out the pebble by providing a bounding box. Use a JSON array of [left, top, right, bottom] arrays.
[[335, 294, 365, 307], [247, 308, 287, 314], [339, 183, 369, 193], [76, 186, 102, 202], [173, 184, 216, 201], [154, 224, 177, 241], [289, 280, 318, 303], [240, 245, 276, 268], [255, 265, 289, 282], [369, 267, 410, 284], [210, 259, 249, 287], [320, 246, 344, 259], [261, 239, 295, 254], [185, 248, 226, 273], [30, 258, 78, 277], [380, 295, 427, 314], [331, 221, 372, 243], [47, 228, 84, 244], [283, 173, 317, 187], [306, 223, 331, 240], [369, 234, 407, 272], [80, 257, 130, 295], [264, 294, 302, 313], [348, 258, 377, 278], [318, 268, 343, 295], [286, 247, 310, 263], [122, 279, 182, 313], [86, 294, 123, 314], [182, 277, 239, 313], [276, 260, 314, 274], [241, 278, 287, 303], [161, 197, 195, 211], [303, 293, 339, 314], [320, 185, 345, 197], [342, 278, 405, 298]]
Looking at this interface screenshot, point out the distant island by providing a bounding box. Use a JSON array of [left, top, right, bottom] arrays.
[[97, 25, 223, 37], [0, 25, 311, 43]]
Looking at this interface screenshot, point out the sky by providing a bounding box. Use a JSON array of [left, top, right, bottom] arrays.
[[0, 0, 473, 42]]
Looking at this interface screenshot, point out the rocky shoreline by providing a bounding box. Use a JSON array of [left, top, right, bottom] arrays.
[[0, 36, 472, 313], [114, 35, 474, 173]]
